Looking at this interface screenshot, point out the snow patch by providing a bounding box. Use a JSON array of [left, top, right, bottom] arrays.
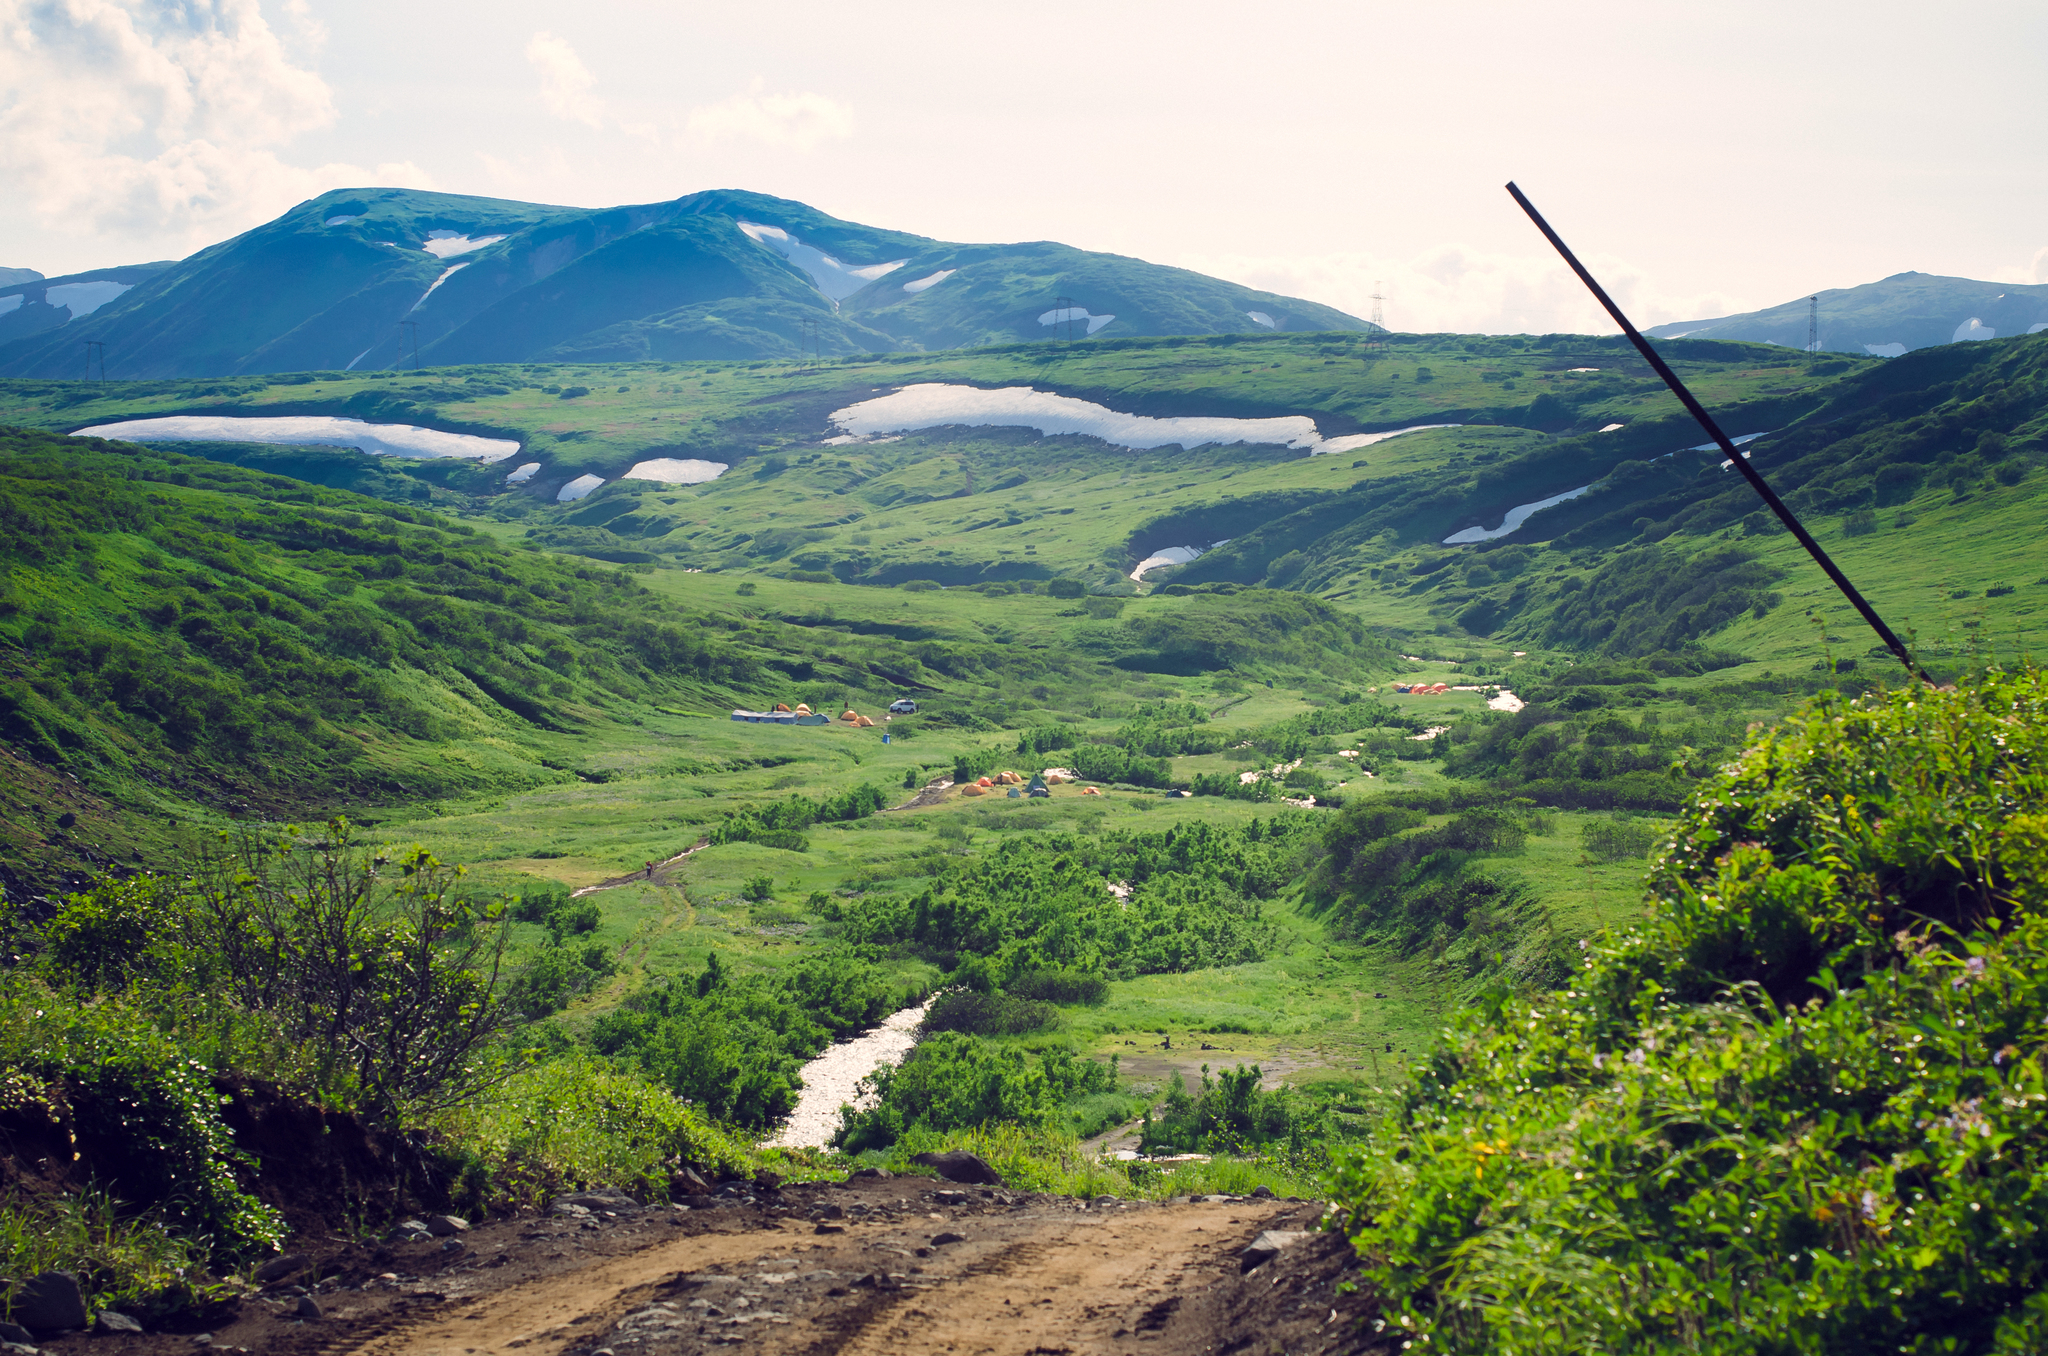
[[1443, 485, 1594, 544], [1130, 542, 1229, 581], [1567, 367, 1600, 372], [324, 214, 360, 226], [1315, 425, 1459, 456], [1599, 423, 1626, 433], [623, 457, 728, 485], [1487, 690, 1525, 713], [0, 296, 19, 317], [345, 347, 374, 371], [831, 384, 1448, 455], [74, 416, 519, 462], [422, 231, 507, 259], [1864, 342, 1908, 358], [45, 281, 131, 317], [1246, 311, 1277, 329], [737, 220, 905, 302], [1953, 318, 1997, 343], [409, 262, 469, 312], [1040, 306, 1115, 335], [505, 462, 541, 484], [557, 474, 606, 502], [901, 268, 955, 294], [765, 1000, 932, 1149]]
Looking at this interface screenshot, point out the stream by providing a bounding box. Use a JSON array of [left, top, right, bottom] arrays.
[[765, 999, 933, 1149]]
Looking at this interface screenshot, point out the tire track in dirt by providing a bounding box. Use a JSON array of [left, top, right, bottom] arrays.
[[332, 1200, 1292, 1356], [335, 1228, 777, 1356]]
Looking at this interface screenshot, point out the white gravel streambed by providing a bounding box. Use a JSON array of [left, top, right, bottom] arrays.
[[766, 999, 932, 1149]]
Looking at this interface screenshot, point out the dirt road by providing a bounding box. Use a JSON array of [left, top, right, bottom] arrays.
[[43, 1176, 1386, 1356]]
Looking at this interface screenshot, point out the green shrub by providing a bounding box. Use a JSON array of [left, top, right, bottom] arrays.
[[901, 579, 942, 592], [435, 1054, 750, 1206], [0, 983, 285, 1265], [922, 989, 1058, 1036], [1327, 668, 2048, 1354], [179, 822, 514, 1118], [833, 1032, 1115, 1151], [1046, 579, 1086, 598]]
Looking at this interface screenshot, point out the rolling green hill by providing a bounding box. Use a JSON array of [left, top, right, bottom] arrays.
[[0, 188, 1368, 379]]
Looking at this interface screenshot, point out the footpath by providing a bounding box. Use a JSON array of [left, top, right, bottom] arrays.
[[30, 1175, 1386, 1356]]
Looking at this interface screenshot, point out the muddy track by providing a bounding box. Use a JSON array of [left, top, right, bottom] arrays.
[[572, 839, 709, 897], [48, 1178, 1387, 1356]]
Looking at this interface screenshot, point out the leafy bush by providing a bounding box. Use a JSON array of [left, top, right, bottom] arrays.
[[833, 1032, 1115, 1151], [1327, 668, 2048, 1354], [506, 939, 616, 1019], [921, 989, 1058, 1036], [436, 1055, 750, 1207], [1138, 1064, 1312, 1155], [177, 822, 514, 1118], [708, 783, 887, 847], [0, 982, 286, 1265], [1007, 970, 1110, 1005]]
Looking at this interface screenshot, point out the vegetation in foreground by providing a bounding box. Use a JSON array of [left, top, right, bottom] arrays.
[[1332, 668, 2048, 1354]]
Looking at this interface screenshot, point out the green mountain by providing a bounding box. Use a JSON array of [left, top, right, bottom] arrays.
[[0, 262, 176, 353], [1645, 271, 2048, 356], [0, 188, 1368, 379]]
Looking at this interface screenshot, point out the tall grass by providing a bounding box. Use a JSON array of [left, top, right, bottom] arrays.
[[432, 1055, 753, 1206], [0, 1187, 224, 1322]]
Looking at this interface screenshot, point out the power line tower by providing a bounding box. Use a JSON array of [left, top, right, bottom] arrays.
[[84, 340, 105, 381], [399, 321, 421, 370], [798, 317, 821, 364], [1368, 281, 1387, 350], [1054, 295, 1077, 342], [1807, 296, 1818, 354]]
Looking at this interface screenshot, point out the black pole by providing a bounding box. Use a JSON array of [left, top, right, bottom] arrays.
[[1504, 181, 1929, 684]]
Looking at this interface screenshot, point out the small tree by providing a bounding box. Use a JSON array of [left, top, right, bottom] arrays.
[[183, 819, 513, 1118]]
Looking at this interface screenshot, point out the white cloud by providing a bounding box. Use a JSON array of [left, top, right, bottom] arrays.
[[1991, 246, 2048, 287], [1177, 243, 1753, 336], [685, 78, 852, 152], [526, 31, 605, 129], [0, 0, 428, 250]]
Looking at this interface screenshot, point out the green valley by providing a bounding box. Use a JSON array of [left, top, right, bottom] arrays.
[[3, 322, 2047, 1351]]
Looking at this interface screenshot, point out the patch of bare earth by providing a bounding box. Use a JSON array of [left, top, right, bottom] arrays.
[[30, 1179, 1388, 1356]]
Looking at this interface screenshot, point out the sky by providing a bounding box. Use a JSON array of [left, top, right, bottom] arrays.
[[2, 0, 2044, 334]]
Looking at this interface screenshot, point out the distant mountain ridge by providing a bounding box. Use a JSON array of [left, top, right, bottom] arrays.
[[0, 262, 176, 356], [1645, 272, 2048, 357], [0, 188, 1369, 379]]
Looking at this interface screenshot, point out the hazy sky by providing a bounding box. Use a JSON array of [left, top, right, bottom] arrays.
[[3, 0, 2044, 333]]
